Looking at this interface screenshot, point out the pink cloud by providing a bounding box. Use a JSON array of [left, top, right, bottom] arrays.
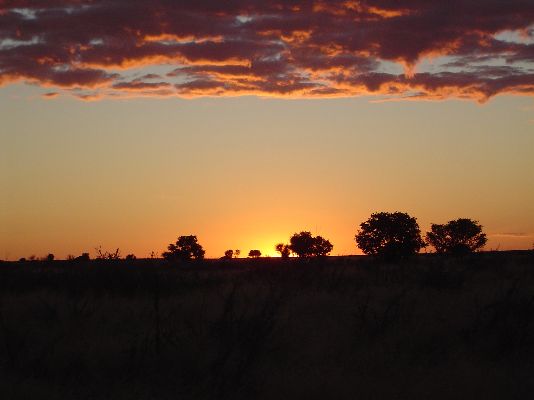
[[0, 1, 533, 100]]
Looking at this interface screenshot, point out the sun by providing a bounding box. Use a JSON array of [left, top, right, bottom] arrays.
[[239, 235, 285, 258]]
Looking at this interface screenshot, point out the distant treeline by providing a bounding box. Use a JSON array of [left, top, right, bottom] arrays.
[[10, 212, 491, 263]]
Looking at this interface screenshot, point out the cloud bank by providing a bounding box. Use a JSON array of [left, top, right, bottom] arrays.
[[1, 0, 534, 100]]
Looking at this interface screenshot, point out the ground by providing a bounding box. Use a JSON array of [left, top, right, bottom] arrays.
[[0, 252, 533, 399]]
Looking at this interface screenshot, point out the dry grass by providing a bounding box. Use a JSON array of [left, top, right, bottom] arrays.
[[0, 252, 533, 399]]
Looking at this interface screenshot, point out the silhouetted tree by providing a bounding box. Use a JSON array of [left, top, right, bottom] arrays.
[[289, 231, 333, 257], [224, 249, 234, 259], [275, 243, 291, 258], [289, 232, 315, 257], [125, 254, 137, 260], [46, 253, 54, 262], [313, 236, 334, 256], [234, 249, 240, 258], [355, 212, 425, 260], [248, 249, 262, 258], [426, 218, 487, 254], [162, 235, 205, 261]]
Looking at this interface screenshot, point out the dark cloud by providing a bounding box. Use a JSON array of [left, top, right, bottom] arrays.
[[138, 73, 163, 80], [112, 79, 171, 90], [42, 91, 59, 98], [1, 0, 533, 99]]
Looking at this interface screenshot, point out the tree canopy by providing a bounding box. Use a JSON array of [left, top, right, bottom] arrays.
[[162, 235, 205, 261], [289, 232, 333, 257], [355, 212, 425, 260], [248, 249, 262, 258], [224, 249, 234, 259], [426, 218, 487, 254]]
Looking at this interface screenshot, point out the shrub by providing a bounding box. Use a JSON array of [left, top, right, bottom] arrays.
[[426, 218, 487, 254], [95, 247, 121, 260], [76, 253, 90, 262], [355, 212, 425, 260], [275, 243, 291, 258]]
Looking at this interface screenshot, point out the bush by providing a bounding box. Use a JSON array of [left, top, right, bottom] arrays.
[[275, 243, 291, 258], [75, 253, 90, 262], [355, 212, 425, 260], [426, 218, 487, 254], [95, 247, 121, 260]]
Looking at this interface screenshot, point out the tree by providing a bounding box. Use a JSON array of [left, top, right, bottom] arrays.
[[313, 236, 334, 257], [46, 253, 54, 262], [224, 249, 234, 259], [426, 218, 487, 254], [289, 232, 315, 257], [125, 254, 137, 260], [355, 212, 425, 260], [248, 249, 262, 258], [234, 249, 241, 258], [275, 243, 291, 258], [162, 235, 205, 261], [289, 231, 333, 257]]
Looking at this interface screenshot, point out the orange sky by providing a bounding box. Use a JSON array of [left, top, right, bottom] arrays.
[[2, 2, 534, 259], [1, 85, 533, 260]]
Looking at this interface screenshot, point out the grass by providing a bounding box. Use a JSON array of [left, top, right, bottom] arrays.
[[0, 251, 533, 399]]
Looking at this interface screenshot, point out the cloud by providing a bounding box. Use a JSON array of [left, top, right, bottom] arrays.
[[492, 232, 531, 238], [42, 91, 59, 98], [112, 79, 171, 91], [1, 1, 534, 100]]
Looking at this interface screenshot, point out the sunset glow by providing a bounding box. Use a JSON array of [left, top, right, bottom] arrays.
[[1, 1, 534, 260], [1, 2, 534, 101]]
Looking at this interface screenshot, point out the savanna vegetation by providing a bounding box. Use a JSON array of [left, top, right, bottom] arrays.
[[1, 213, 533, 399], [1, 251, 534, 399]]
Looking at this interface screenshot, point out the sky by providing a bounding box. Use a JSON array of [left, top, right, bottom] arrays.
[[1, 1, 534, 259]]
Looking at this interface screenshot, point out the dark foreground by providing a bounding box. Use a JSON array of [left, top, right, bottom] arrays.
[[1, 252, 533, 399]]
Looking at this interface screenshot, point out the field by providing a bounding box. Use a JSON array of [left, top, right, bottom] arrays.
[[1, 252, 533, 399]]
